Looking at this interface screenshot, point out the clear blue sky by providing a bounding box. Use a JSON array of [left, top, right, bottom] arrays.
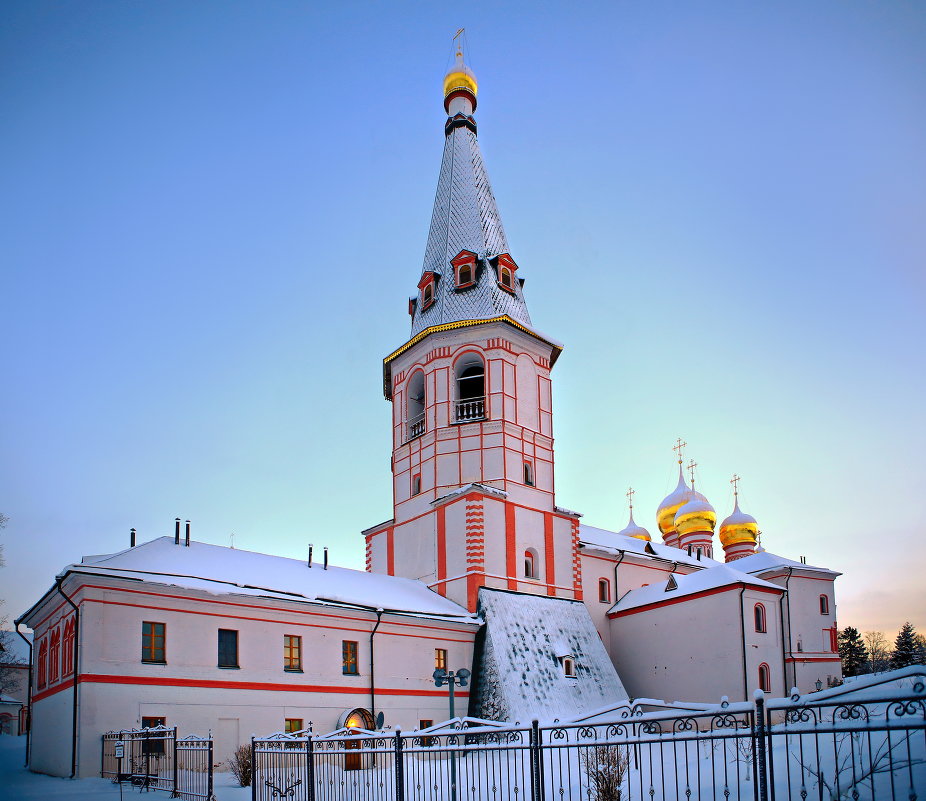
[[2, 1, 924, 636]]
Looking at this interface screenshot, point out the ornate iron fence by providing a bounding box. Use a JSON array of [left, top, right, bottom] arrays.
[[102, 726, 214, 800], [251, 676, 925, 801]]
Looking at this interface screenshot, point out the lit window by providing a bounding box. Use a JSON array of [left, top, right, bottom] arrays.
[[218, 629, 239, 668], [284, 635, 302, 672], [523, 461, 534, 486], [284, 718, 304, 734], [142, 622, 166, 664], [754, 604, 766, 634], [563, 657, 576, 678], [598, 579, 611, 604], [419, 719, 434, 747], [758, 663, 771, 693], [342, 640, 359, 675], [819, 595, 829, 615], [435, 648, 447, 671]]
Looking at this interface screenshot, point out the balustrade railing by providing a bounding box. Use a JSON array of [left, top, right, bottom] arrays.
[[406, 414, 425, 441], [455, 397, 485, 422]]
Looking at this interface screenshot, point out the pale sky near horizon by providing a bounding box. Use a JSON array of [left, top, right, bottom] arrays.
[[1, 1, 924, 638]]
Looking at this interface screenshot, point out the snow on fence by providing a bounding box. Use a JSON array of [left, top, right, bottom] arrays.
[[251, 669, 926, 801], [101, 726, 214, 801]]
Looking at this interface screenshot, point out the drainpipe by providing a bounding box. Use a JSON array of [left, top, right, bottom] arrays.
[[14, 622, 33, 767], [370, 609, 383, 725], [738, 585, 748, 701], [781, 567, 794, 691], [55, 577, 80, 778], [612, 550, 626, 599]]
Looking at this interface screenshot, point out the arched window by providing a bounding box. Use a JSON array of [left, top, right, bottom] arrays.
[[62, 619, 75, 675], [758, 663, 771, 693], [406, 371, 425, 440], [500, 267, 513, 289], [754, 603, 767, 633], [524, 549, 537, 579], [819, 594, 829, 615], [49, 628, 61, 683], [458, 263, 473, 286], [455, 354, 486, 422], [421, 282, 434, 309], [562, 657, 576, 678], [598, 578, 611, 604], [37, 639, 48, 689]]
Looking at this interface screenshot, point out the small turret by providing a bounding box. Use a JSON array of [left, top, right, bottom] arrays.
[[719, 474, 759, 562], [674, 459, 716, 559]]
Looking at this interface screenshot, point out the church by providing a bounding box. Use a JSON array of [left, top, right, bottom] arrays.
[[16, 46, 842, 778]]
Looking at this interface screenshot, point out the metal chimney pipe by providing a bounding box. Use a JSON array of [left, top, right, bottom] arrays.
[[308, 544, 313, 567], [185, 520, 191, 547], [130, 528, 136, 548], [175, 518, 181, 545], [323, 547, 328, 570]]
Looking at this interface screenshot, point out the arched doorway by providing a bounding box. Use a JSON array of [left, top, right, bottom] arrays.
[[338, 708, 374, 771]]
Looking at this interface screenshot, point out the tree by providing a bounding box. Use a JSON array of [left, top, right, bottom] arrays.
[[0, 513, 25, 697], [838, 627, 868, 677], [863, 631, 890, 673], [891, 622, 924, 669]]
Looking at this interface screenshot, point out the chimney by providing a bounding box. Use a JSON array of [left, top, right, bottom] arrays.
[[175, 518, 181, 545], [307, 544, 313, 567], [130, 528, 136, 548], [323, 547, 328, 570], [185, 520, 191, 547]]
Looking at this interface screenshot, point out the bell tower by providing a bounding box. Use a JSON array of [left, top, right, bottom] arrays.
[[363, 44, 582, 612]]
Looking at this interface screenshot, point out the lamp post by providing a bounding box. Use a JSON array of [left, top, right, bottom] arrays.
[[433, 667, 470, 801]]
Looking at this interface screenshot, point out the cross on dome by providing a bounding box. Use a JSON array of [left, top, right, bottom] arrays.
[[626, 486, 636, 513], [687, 459, 698, 489], [673, 438, 687, 465], [730, 474, 741, 498]]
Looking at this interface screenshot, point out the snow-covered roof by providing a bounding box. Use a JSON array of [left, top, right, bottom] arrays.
[[470, 588, 628, 724], [57, 537, 476, 622], [579, 524, 723, 569], [611, 564, 782, 615], [731, 550, 840, 578], [0, 694, 25, 706], [0, 631, 32, 664]]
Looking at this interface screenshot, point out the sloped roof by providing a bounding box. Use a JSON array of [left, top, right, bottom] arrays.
[[0, 631, 31, 664], [580, 524, 724, 570], [470, 588, 628, 724], [410, 119, 532, 336], [611, 564, 782, 615], [730, 550, 840, 577], [42, 537, 475, 623]]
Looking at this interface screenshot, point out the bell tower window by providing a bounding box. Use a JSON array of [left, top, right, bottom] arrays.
[[493, 253, 519, 295], [406, 371, 425, 441], [451, 250, 477, 289], [524, 548, 538, 579], [417, 271, 438, 311], [454, 353, 486, 422]]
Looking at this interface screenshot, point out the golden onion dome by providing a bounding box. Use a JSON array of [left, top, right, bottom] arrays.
[[719, 499, 759, 548], [618, 511, 651, 542], [443, 50, 478, 101], [656, 468, 691, 537], [675, 492, 717, 537]]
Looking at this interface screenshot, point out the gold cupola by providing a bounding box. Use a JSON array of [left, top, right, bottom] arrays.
[[675, 493, 717, 538], [657, 465, 691, 540], [618, 487, 651, 541], [719, 499, 759, 548], [443, 44, 478, 113]]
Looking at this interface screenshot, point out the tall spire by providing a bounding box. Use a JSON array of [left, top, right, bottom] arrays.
[[409, 40, 532, 336]]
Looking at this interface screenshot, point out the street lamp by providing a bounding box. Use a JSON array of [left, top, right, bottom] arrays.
[[815, 678, 823, 692], [433, 667, 471, 801]]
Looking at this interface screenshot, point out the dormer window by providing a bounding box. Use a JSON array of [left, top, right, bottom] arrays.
[[418, 271, 438, 310], [493, 253, 519, 294], [451, 250, 477, 289], [562, 656, 576, 678]]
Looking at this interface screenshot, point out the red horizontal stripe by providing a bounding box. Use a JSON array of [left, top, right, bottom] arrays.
[[608, 582, 781, 619], [784, 656, 841, 663], [77, 673, 467, 698], [32, 676, 75, 704]]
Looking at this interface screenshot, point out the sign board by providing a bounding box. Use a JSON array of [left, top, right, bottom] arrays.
[[114, 741, 125, 760]]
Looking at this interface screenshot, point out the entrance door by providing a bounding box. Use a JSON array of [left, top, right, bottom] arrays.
[[342, 709, 374, 771]]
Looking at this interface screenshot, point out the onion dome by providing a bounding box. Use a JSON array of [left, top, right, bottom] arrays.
[[443, 49, 478, 112], [719, 499, 759, 549], [675, 492, 717, 537], [618, 511, 651, 541], [656, 467, 691, 538]]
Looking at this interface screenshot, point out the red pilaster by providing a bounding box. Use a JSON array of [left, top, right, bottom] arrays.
[[505, 502, 517, 589], [436, 506, 447, 597], [544, 512, 555, 595]]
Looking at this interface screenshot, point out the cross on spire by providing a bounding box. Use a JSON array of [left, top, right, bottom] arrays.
[[673, 438, 687, 465], [687, 459, 698, 489], [730, 474, 741, 499], [626, 486, 636, 514]]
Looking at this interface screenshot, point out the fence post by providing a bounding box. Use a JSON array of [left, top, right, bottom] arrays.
[[207, 735, 214, 801], [250, 737, 257, 801], [394, 728, 404, 801], [172, 727, 179, 798], [754, 690, 769, 801], [306, 734, 316, 801], [529, 720, 543, 801]]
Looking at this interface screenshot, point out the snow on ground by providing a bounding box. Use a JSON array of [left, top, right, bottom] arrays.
[[0, 736, 251, 801]]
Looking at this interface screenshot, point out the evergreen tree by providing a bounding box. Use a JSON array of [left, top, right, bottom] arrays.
[[890, 622, 923, 669], [838, 627, 868, 676]]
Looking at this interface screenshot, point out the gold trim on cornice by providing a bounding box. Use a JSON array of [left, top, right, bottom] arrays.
[[384, 316, 562, 365]]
